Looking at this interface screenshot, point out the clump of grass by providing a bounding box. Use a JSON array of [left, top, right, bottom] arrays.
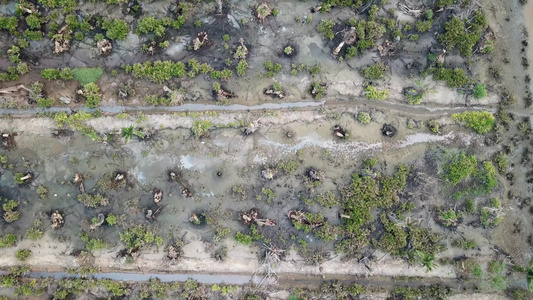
[[451, 111, 495, 134], [357, 112, 371, 124], [443, 151, 477, 186], [15, 249, 31, 261], [364, 85, 389, 100], [192, 120, 213, 139], [77, 193, 109, 208], [72, 67, 103, 85], [317, 19, 335, 40], [360, 61, 388, 80]]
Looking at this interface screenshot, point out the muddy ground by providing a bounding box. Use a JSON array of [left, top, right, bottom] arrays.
[[0, 0, 532, 299]]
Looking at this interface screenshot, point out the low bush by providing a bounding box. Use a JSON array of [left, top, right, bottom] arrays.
[[101, 19, 129, 40], [15, 249, 31, 261], [82, 83, 101, 108], [357, 112, 371, 124], [432, 67, 469, 87], [364, 85, 389, 100], [438, 11, 487, 57], [451, 111, 494, 134], [73, 68, 103, 85], [360, 61, 388, 80]]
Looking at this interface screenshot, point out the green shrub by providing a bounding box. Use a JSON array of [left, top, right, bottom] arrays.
[[451, 111, 494, 134], [416, 20, 432, 32], [477, 161, 497, 193], [119, 225, 157, 251], [37, 98, 55, 108], [364, 85, 389, 100], [427, 120, 440, 134], [82, 83, 101, 108], [493, 153, 509, 174], [145, 94, 171, 106], [284, 46, 294, 55], [123, 61, 185, 83], [16, 62, 29, 75], [0, 16, 18, 33], [220, 68, 233, 80], [72, 67, 103, 85], [41, 69, 60, 80], [317, 19, 335, 40], [360, 61, 388, 80], [106, 213, 117, 226], [36, 185, 48, 198], [77, 193, 108, 208], [310, 82, 326, 99], [26, 228, 43, 240], [15, 249, 31, 261], [432, 67, 468, 87], [0, 234, 16, 248], [24, 29, 43, 41], [25, 14, 42, 30], [81, 233, 109, 251], [474, 84, 487, 99], [59, 68, 74, 80], [137, 16, 171, 37], [490, 198, 501, 208], [357, 112, 371, 124], [235, 232, 253, 245], [91, 35, 105, 45], [443, 152, 477, 186], [438, 11, 487, 57], [102, 19, 129, 40], [264, 61, 281, 77], [236, 60, 248, 77], [345, 46, 358, 59], [192, 120, 213, 138]]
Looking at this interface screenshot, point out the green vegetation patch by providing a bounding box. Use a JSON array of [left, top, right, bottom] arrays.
[[443, 151, 477, 186], [431, 67, 468, 87], [360, 61, 388, 80], [335, 164, 409, 257], [451, 111, 494, 134], [438, 11, 487, 57], [72, 68, 103, 85]]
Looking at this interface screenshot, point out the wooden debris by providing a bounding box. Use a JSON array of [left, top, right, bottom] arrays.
[[240, 208, 259, 225], [332, 27, 356, 57], [193, 32, 209, 51], [307, 168, 324, 181], [378, 39, 397, 57], [332, 125, 348, 139], [398, 1, 423, 17], [74, 172, 85, 194], [256, 3, 272, 22], [51, 210, 64, 229], [243, 122, 259, 136], [240, 208, 277, 227], [145, 203, 168, 220], [153, 188, 163, 205], [182, 188, 193, 197], [189, 213, 201, 225], [167, 245, 181, 260], [264, 88, 284, 99], [1, 132, 16, 149], [89, 213, 105, 230], [261, 168, 275, 180], [288, 210, 324, 229], [53, 25, 72, 54], [97, 39, 113, 56]]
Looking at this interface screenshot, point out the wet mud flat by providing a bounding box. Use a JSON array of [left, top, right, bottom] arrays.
[[0, 0, 532, 297]]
